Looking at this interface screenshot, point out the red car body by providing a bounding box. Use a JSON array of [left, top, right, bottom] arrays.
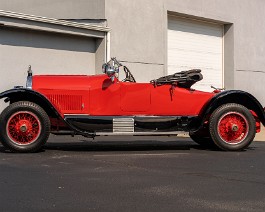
[[0, 59, 264, 152], [33, 74, 214, 117]]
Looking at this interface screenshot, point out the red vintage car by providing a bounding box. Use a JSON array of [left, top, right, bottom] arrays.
[[0, 58, 264, 152]]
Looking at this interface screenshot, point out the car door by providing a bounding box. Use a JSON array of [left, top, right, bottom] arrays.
[[120, 82, 151, 113]]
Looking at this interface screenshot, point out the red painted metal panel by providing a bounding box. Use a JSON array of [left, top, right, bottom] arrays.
[[33, 74, 108, 90], [35, 89, 89, 115], [89, 78, 121, 115], [32, 74, 215, 116], [149, 85, 214, 115], [120, 83, 151, 112]]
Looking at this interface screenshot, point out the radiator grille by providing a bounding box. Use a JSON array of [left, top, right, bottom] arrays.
[[113, 118, 134, 133], [47, 94, 83, 111]]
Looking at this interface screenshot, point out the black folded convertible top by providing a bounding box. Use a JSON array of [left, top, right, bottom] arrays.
[[151, 69, 203, 88]]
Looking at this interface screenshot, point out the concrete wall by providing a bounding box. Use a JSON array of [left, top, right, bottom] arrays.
[[105, 0, 165, 82]]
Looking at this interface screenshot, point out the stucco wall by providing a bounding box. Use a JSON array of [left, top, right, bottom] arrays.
[[105, 0, 165, 82]]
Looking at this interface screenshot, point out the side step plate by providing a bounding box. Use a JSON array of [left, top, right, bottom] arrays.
[[113, 118, 134, 133]]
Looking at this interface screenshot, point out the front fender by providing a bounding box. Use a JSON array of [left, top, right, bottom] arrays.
[[0, 88, 62, 118], [200, 90, 265, 126]]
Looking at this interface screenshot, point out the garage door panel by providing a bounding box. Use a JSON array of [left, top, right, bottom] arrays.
[[0, 28, 97, 92], [168, 40, 222, 53], [168, 19, 222, 37], [168, 52, 222, 69], [168, 16, 223, 91]]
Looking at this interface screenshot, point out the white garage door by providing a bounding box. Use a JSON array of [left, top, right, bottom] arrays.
[[168, 16, 223, 91]]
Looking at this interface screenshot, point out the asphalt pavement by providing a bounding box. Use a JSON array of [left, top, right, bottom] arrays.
[[0, 135, 265, 212]]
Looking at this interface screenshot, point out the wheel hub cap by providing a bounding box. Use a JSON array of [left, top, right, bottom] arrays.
[[231, 124, 239, 132], [20, 124, 28, 133]]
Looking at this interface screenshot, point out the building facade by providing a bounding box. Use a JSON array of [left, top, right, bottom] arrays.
[[1, 0, 265, 106]]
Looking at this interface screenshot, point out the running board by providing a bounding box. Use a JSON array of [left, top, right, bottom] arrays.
[[65, 115, 198, 134], [96, 131, 183, 136]]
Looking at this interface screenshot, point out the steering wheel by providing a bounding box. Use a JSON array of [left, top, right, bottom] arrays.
[[121, 66, 136, 83]]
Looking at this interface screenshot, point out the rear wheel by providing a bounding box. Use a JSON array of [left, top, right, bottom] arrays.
[[0, 101, 50, 153], [209, 103, 255, 151]]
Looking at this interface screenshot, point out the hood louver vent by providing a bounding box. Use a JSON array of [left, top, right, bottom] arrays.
[[47, 94, 83, 111]]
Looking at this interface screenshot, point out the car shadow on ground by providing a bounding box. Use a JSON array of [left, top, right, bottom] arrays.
[[42, 139, 220, 152], [0, 141, 214, 153], [0, 136, 257, 153]]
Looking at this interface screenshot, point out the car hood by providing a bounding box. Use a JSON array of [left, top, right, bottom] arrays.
[[32, 74, 109, 90]]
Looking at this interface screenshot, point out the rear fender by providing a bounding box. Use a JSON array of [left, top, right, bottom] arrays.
[[196, 90, 265, 130]]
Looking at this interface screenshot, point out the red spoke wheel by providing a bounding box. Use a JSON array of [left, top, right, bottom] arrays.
[[217, 112, 249, 144], [209, 103, 256, 151], [0, 101, 50, 153], [7, 112, 41, 145]]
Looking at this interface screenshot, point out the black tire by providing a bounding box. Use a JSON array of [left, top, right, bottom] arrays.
[[0, 101, 50, 153], [189, 131, 216, 148], [209, 103, 256, 151]]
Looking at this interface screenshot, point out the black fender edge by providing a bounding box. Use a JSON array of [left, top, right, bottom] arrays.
[[192, 90, 265, 132], [0, 88, 62, 119]]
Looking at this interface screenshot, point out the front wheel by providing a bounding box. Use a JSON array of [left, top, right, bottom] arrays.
[[209, 103, 256, 151], [0, 101, 50, 153]]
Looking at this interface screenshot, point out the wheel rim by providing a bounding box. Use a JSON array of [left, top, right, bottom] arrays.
[[217, 112, 249, 145], [7, 111, 41, 145]]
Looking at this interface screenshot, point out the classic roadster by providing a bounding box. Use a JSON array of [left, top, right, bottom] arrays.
[[0, 58, 264, 152]]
